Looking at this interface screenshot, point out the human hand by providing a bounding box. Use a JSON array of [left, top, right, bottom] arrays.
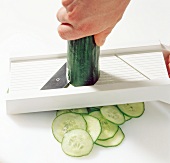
[[57, 0, 130, 46]]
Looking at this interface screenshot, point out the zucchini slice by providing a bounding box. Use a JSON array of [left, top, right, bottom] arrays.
[[124, 115, 132, 121], [56, 109, 70, 117], [83, 115, 101, 142], [70, 108, 88, 114], [52, 113, 86, 142], [62, 129, 94, 157], [56, 108, 88, 117], [67, 36, 100, 86], [117, 102, 145, 118], [89, 111, 118, 140], [95, 128, 125, 147], [100, 105, 125, 125]]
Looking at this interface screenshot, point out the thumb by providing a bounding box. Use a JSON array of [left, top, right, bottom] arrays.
[[94, 27, 113, 46]]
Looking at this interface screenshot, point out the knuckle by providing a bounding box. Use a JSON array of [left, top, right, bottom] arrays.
[[67, 11, 78, 22]]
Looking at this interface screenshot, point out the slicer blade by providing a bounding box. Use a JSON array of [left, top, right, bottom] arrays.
[[41, 62, 69, 90]]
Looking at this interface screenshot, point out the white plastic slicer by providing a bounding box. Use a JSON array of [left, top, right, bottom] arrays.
[[6, 43, 170, 114]]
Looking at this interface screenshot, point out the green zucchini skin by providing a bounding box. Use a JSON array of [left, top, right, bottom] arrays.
[[67, 36, 100, 86]]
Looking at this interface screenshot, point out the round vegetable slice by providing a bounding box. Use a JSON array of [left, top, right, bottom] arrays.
[[56, 109, 71, 117], [52, 113, 86, 142], [83, 115, 101, 142], [101, 105, 125, 125], [56, 108, 88, 117], [70, 108, 88, 114], [89, 111, 118, 140], [62, 129, 94, 157], [95, 127, 125, 147], [117, 102, 145, 118], [124, 114, 132, 121]]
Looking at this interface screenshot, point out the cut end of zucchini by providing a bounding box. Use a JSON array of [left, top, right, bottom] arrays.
[[67, 36, 100, 86]]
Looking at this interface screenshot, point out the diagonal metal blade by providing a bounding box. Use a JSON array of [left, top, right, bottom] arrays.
[[41, 62, 69, 90]]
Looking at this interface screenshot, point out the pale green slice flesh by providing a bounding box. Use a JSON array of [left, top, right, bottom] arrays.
[[83, 115, 101, 142], [70, 108, 88, 114], [89, 111, 118, 140], [56, 109, 70, 117], [62, 129, 94, 157], [101, 105, 125, 125], [117, 102, 145, 118], [52, 113, 86, 142], [124, 115, 132, 121], [95, 128, 125, 147]]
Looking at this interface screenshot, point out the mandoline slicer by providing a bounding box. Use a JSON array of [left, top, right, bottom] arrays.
[[6, 43, 170, 114]]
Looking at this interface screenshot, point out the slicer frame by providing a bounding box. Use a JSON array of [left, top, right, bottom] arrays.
[[6, 44, 170, 114]]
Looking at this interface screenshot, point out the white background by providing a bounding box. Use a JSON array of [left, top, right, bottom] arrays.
[[1, 0, 170, 163]]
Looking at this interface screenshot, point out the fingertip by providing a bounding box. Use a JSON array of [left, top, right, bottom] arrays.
[[58, 24, 72, 40], [94, 35, 106, 46], [96, 39, 106, 46], [94, 27, 113, 46], [58, 23, 80, 40]]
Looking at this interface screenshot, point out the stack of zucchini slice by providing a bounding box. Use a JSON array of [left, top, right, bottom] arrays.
[[52, 102, 145, 157]]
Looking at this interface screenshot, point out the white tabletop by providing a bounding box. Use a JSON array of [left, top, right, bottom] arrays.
[[1, 0, 170, 163]]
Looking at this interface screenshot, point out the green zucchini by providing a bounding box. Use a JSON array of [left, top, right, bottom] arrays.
[[67, 36, 100, 86]]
